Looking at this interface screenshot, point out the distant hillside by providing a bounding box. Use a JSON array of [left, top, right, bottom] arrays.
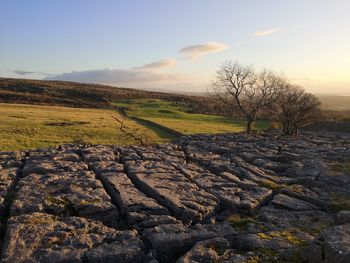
[[0, 78, 217, 112], [1, 78, 348, 117], [318, 95, 350, 111]]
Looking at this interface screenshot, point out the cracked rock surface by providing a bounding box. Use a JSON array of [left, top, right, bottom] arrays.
[[0, 131, 349, 262]]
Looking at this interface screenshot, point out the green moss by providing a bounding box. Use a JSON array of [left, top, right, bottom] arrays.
[[25, 216, 57, 225], [256, 248, 278, 257], [227, 214, 257, 229], [329, 192, 350, 212], [257, 232, 272, 240], [45, 196, 78, 216], [260, 180, 282, 190], [258, 229, 307, 246], [46, 196, 68, 207]]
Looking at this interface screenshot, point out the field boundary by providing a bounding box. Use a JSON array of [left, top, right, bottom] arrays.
[[115, 107, 184, 138]]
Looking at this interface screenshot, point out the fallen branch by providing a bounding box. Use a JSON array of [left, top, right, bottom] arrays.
[[112, 115, 148, 146]]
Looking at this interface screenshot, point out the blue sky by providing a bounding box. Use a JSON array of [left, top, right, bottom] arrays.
[[0, 0, 349, 94]]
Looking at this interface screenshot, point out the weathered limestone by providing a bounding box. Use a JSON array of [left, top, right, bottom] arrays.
[[336, 210, 350, 224], [1, 212, 145, 263], [11, 171, 119, 226], [259, 205, 333, 232], [11, 148, 119, 227], [0, 168, 18, 216], [0, 152, 25, 170], [100, 171, 178, 229], [270, 194, 320, 211], [304, 224, 350, 263], [176, 237, 255, 263], [142, 221, 236, 261], [21, 150, 87, 177], [126, 160, 218, 224], [83, 146, 179, 229], [176, 163, 272, 211], [0, 151, 24, 244], [0, 131, 349, 262]]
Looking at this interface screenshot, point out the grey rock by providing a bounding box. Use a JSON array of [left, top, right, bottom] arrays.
[[1, 213, 145, 263], [336, 210, 350, 224], [176, 237, 232, 263], [143, 223, 217, 261], [126, 160, 218, 224], [270, 194, 320, 211], [11, 171, 119, 227], [99, 171, 178, 229], [0, 168, 19, 216], [304, 224, 350, 263]]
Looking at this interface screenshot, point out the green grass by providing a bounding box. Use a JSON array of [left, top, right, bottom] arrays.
[[1, 99, 270, 151], [0, 103, 165, 151], [114, 99, 269, 134]]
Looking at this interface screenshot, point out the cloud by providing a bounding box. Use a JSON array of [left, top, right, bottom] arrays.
[[45, 68, 189, 84], [45, 58, 183, 85], [254, 27, 282, 37], [10, 69, 52, 76], [179, 41, 229, 59], [133, 59, 177, 71]]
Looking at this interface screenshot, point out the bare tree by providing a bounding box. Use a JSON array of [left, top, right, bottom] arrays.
[[112, 116, 150, 146], [212, 61, 280, 133], [273, 84, 320, 135]]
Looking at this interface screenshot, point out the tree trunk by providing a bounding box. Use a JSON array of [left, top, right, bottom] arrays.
[[246, 119, 253, 134], [282, 121, 294, 135], [293, 125, 299, 135]]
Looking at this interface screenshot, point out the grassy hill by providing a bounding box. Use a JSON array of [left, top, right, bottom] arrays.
[[1, 78, 348, 150], [0, 103, 166, 151], [0, 78, 222, 114], [114, 99, 269, 134]]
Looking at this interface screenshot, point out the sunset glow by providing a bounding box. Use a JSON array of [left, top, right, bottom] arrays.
[[0, 0, 349, 94]]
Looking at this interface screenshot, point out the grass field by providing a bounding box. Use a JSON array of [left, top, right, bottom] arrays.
[[0, 100, 269, 151], [114, 99, 269, 134], [0, 103, 165, 151]]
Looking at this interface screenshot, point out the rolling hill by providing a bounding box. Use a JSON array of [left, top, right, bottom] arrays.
[[0, 78, 219, 113]]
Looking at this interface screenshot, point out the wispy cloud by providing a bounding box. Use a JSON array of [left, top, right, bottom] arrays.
[[254, 27, 282, 37], [133, 59, 177, 71], [46, 69, 180, 83], [179, 41, 229, 59], [9, 69, 53, 76]]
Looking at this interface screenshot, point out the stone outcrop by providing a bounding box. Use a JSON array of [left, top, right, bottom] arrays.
[[0, 131, 349, 262], [1, 213, 145, 263]]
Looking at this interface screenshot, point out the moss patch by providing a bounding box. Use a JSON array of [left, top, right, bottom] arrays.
[[258, 229, 307, 246], [226, 214, 257, 229], [329, 192, 350, 212], [259, 180, 283, 190]]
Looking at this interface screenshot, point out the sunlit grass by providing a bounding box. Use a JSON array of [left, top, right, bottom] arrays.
[[114, 99, 269, 134], [0, 103, 165, 151]]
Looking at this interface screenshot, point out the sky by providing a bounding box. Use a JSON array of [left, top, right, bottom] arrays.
[[0, 0, 349, 94]]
